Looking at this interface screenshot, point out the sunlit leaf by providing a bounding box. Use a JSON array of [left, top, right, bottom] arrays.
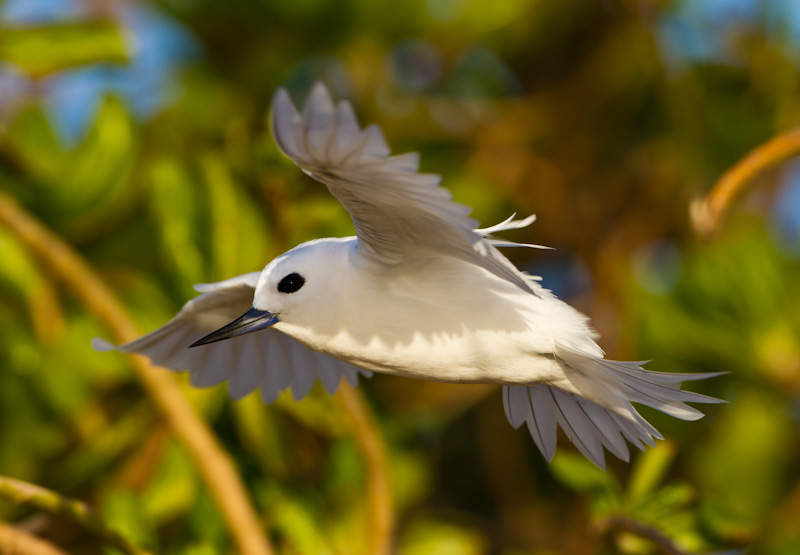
[[692, 391, 795, 539], [181, 542, 218, 555], [142, 440, 198, 523], [550, 451, 620, 493], [398, 516, 487, 555], [260, 486, 335, 555], [0, 21, 129, 78], [231, 394, 289, 476], [626, 440, 676, 504], [147, 157, 205, 293], [100, 488, 158, 554]]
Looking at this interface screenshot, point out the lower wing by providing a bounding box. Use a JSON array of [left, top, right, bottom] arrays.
[[93, 272, 371, 403]]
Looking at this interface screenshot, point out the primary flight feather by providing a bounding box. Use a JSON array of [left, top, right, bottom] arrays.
[[96, 83, 722, 469]]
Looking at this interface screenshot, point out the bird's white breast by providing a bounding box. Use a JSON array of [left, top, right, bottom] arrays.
[[273, 251, 600, 386]]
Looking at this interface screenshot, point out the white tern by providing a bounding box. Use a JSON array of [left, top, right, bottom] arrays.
[[95, 83, 722, 469]]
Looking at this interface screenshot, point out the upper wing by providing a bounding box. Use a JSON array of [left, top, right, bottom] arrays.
[[93, 272, 371, 403], [271, 82, 540, 296]]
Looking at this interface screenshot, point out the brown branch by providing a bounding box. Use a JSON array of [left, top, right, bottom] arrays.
[[0, 523, 69, 555], [336, 384, 394, 555], [690, 126, 800, 239], [0, 192, 274, 555], [595, 515, 689, 555], [0, 476, 148, 555]]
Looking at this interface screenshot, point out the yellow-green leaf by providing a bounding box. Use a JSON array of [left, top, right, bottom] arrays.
[[0, 21, 129, 78]]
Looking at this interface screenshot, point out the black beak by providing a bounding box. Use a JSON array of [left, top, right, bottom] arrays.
[[189, 308, 279, 347]]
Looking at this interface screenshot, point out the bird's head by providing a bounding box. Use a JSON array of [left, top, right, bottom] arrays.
[[190, 238, 355, 347]]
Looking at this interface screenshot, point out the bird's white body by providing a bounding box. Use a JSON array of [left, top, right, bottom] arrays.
[[97, 83, 721, 468], [262, 237, 594, 386]]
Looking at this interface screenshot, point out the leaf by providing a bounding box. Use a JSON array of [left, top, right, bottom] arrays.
[[550, 451, 620, 493], [692, 390, 795, 538], [181, 542, 218, 555], [260, 486, 335, 555], [626, 439, 676, 504], [550, 451, 622, 518], [231, 394, 289, 476], [0, 229, 40, 298], [398, 516, 487, 555], [146, 158, 205, 293], [0, 21, 129, 79], [100, 488, 158, 554], [141, 440, 198, 523]]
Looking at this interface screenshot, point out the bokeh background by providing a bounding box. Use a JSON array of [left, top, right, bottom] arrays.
[[1, 0, 800, 553]]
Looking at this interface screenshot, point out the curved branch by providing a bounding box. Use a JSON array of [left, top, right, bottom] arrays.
[[336, 384, 394, 555], [0, 193, 274, 555], [596, 515, 688, 555], [0, 476, 148, 555], [0, 523, 69, 555], [691, 126, 800, 239]]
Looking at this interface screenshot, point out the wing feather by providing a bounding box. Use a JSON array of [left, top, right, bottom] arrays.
[[271, 83, 542, 296], [227, 338, 263, 400], [96, 273, 370, 402], [527, 385, 559, 462]]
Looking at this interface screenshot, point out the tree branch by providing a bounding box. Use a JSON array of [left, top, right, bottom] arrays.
[[0, 476, 148, 555], [690, 126, 800, 239], [595, 515, 689, 555], [0, 523, 69, 555], [0, 192, 274, 555], [336, 384, 394, 555]]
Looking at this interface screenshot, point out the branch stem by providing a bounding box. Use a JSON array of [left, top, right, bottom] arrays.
[[691, 126, 800, 239], [596, 515, 688, 555], [0, 476, 148, 555], [0, 523, 69, 555], [0, 192, 274, 555], [337, 384, 394, 555]]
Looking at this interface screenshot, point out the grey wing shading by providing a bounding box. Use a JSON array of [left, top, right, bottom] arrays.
[[92, 272, 371, 403], [271, 82, 541, 296], [502, 342, 725, 469]]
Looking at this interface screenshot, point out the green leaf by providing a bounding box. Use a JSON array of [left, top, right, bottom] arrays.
[[260, 487, 335, 555], [202, 153, 241, 280], [100, 488, 158, 554], [626, 440, 676, 504], [0, 228, 40, 298], [5, 105, 67, 185], [181, 542, 218, 555], [147, 158, 205, 293], [550, 452, 622, 518], [141, 440, 198, 523], [550, 451, 620, 493], [692, 390, 795, 538], [59, 96, 137, 239], [231, 394, 289, 476], [398, 516, 487, 555], [0, 21, 129, 78]]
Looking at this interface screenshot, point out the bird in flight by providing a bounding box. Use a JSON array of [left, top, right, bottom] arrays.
[[96, 83, 722, 469]]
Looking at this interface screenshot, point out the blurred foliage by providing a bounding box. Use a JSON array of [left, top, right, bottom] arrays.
[[0, 21, 129, 78], [1, 0, 800, 553]]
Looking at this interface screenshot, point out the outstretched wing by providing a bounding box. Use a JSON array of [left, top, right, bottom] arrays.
[[93, 272, 371, 403], [271, 82, 540, 296]]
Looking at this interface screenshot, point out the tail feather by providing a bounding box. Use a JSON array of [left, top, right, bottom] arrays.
[[527, 386, 559, 462], [576, 396, 630, 462], [502, 343, 724, 468], [550, 387, 609, 468]]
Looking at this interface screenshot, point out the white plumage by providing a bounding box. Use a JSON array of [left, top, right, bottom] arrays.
[[96, 83, 722, 469]]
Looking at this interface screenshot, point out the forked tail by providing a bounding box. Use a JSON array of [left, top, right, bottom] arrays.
[[503, 342, 724, 469]]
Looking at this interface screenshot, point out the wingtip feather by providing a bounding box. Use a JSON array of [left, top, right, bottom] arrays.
[[91, 337, 116, 352]]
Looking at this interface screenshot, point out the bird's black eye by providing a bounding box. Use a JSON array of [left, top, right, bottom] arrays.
[[277, 273, 305, 294]]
